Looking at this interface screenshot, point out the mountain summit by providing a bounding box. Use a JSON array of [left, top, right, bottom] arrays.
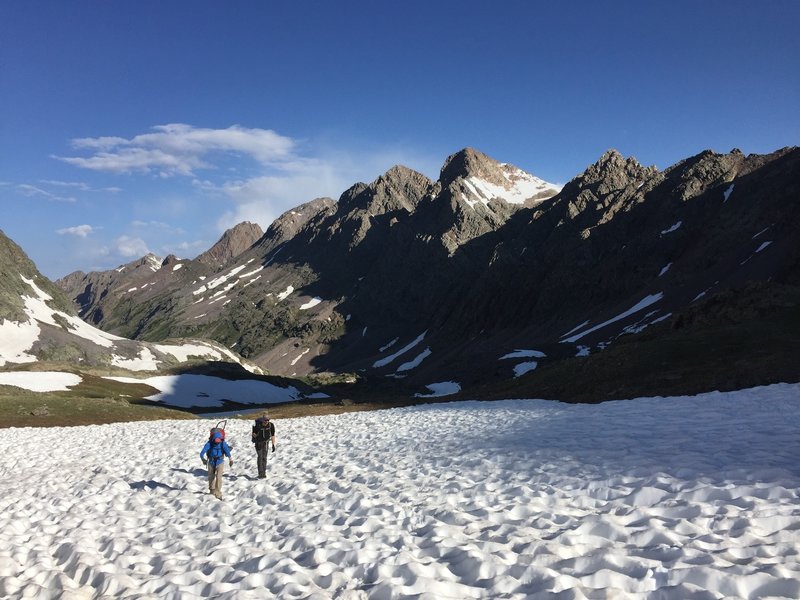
[[440, 147, 561, 209], [196, 221, 263, 268]]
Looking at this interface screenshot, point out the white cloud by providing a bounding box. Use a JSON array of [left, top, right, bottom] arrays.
[[56, 124, 297, 176], [212, 163, 345, 230], [53, 123, 441, 251], [115, 235, 150, 258], [57, 224, 95, 238], [212, 146, 439, 230]]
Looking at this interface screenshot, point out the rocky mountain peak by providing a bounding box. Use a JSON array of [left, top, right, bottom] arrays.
[[161, 254, 180, 267], [596, 148, 626, 168], [664, 149, 749, 202], [135, 253, 164, 272], [257, 198, 337, 254], [338, 182, 370, 207], [338, 165, 431, 215], [587, 149, 648, 183], [195, 221, 264, 268], [439, 147, 499, 186], [380, 164, 426, 185], [437, 148, 561, 213], [563, 149, 657, 200]]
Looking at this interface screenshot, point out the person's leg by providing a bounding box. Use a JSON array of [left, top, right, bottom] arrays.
[[214, 463, 225, 498], [207, 464, 215, 493], [257, 445, 267, 477]]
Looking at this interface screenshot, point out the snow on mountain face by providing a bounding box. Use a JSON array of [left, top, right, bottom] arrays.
[[0, 272, 260, 373], [146, 254, 163, 272], [461, 164, 561, 209], [439, 148, 561, 211], [0, 273, 119, 366]]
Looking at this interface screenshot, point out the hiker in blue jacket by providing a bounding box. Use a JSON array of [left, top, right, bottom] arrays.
[[200, 428, 233, 500]]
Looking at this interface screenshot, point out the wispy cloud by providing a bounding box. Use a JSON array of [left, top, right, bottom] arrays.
[[115, 235, 150, 258], [16, 184, 77, 203], [206, 161, 346, 229], [41, 180, 122, 193], [131, 220, 187, 236], [207, 146, 440, 230], [55, 124, 298, 176], [161, 239, 207, 258], [57, 224, 95, 238]]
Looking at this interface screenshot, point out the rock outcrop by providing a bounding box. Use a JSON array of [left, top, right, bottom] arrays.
[[196, 221, 263, 268]]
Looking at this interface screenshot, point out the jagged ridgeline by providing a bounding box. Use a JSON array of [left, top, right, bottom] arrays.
[[47, 145, 800, 397]]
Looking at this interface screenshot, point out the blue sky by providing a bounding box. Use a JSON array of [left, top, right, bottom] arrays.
[[2, 1, 798, 279]]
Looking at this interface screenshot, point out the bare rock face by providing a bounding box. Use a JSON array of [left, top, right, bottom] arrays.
[[664, 149, 746, 202], [338, 165, 431, 215], [196, 222, 264, 268], [440, 147, 500, 184], [558, 149, 659, 221], [571, 149, 653, 193], [252, 198, 337, 258], [317, 166, 433, 251]]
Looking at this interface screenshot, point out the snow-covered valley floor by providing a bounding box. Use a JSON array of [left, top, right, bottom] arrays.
[[2, 384, 799, 599]]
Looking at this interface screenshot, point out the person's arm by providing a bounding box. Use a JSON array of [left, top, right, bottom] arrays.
[[200, 442, 210, 464], [224, 441, 234, 466], [271, 423, 276, 451]]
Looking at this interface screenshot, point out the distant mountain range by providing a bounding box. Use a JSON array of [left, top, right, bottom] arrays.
[[0, 228, 263, 375], [5, 145, 799, 401]]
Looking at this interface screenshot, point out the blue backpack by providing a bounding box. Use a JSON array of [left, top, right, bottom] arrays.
[[207, 420, 226, 459]]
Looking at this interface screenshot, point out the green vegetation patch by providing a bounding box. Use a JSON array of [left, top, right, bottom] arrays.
[[0, 369, 190, 427], [0, 393, 191, 428]]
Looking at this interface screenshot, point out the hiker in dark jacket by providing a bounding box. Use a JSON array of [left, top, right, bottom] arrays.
[[251, 414, 276, 479], [200, 430, 233, 500]]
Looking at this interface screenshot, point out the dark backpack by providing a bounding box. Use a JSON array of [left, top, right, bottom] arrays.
[[253, 418, 272, 444]]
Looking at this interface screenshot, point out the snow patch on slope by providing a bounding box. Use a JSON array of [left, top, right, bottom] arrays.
[[562, 293, 664, 343], [20, 275, 125, 348], [299, 297, 322, 310], [461, 166, 560, 209], [0, 371, 82, 392], [373, 332, 427, 368]]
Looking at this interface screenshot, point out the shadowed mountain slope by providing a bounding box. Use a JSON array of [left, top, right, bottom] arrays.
[[53, 146, 800, 399]]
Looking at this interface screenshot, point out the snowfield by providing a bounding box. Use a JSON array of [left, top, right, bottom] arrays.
[[2, 384, 800, 599]]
